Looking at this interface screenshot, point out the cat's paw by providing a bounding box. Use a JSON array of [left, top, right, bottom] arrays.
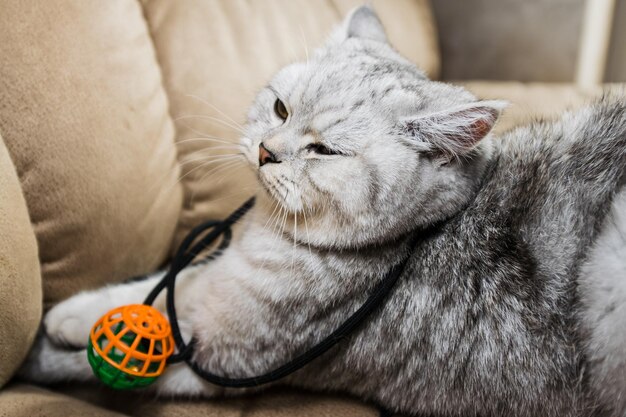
[[18, 328, 94, 384], [44, 291, 109, 348]]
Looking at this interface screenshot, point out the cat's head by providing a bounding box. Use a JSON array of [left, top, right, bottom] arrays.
[[241, 6, 505, 249]]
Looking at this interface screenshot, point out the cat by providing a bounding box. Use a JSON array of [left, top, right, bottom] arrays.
[[19, 6, 626, 417]]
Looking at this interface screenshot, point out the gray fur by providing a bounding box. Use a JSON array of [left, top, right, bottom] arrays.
[[20, 6, 626, 417]]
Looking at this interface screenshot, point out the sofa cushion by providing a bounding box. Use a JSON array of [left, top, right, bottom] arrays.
[[0, 136, 41, 388], [0, 0, 183, 305], [140, 0, 439, 247], [60, 385, 381, 417], [0, 384, 126, 417], [459, 81, 607, 134], [129, 389, 380, 417]]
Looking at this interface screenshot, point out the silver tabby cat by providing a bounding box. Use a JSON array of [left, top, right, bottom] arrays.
[[20, 6, 626, 417]]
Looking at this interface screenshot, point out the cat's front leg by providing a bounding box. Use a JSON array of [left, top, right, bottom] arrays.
[[18, 332, 225, 398], [44, 272, 164, 348], [19, 272, 165, 384], [151, 363, 227, 397], [17, 330, 95, 383], [21, 266, 228, 398]]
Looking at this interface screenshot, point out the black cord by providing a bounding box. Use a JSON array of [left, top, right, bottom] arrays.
[[185, 257, 409, 387], [144, 196, 414, 388], [379, 408, 394, 417]]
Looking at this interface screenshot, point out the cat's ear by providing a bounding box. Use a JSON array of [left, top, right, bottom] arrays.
[[326, 6, 388, 45], [401, 100, 507, 156], [344, 6, 387, 43]]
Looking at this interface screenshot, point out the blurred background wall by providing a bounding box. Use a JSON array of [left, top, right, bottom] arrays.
[[607, 0, 626, 82], [431, 0, 625, 82]]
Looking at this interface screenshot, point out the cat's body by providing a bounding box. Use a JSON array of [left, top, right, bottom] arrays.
[[20, 6, 626, 417]]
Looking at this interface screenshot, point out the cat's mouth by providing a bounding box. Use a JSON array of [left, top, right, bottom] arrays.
[[258, 172, 304, 213], [259, 175, 289, 207]]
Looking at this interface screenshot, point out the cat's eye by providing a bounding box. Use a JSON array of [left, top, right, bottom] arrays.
[[274, 98, 289, 122], [306, 143, 338, 156]]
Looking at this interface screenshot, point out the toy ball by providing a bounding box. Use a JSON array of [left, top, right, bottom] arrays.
[[87, 304, 175, 389]]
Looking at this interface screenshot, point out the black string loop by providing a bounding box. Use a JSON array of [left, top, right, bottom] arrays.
[[143, 196, 411, 388]]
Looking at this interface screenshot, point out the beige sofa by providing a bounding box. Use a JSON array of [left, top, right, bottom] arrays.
[[0, 1, 611, 416]]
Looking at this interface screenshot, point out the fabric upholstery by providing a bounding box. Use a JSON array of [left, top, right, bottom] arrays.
[[0, 0, 438, 413], [131, 390, 379, 417], [0, 136, 41, 388], [0, 0, 183, 306], [0, 384, 126, 417], [460, 81, 607, 134], [140, 0, 439, 247], [63, 386, 379, 417], [0, 1, 616, 417]]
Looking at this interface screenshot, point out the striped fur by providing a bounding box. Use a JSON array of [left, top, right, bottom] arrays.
[[21, 6, 626, 417]]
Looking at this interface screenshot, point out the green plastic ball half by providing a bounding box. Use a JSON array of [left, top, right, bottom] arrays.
[[87, 324, 159, 390]]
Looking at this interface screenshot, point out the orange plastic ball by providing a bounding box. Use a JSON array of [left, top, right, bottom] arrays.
[[88, 304, 175, 389]]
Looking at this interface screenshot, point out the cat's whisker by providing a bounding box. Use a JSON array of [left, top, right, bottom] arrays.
[[179, 153, 245, 166], [277, 207, 289, 266], [252, 202, 286, 281], [271, 205, 286, 245], [302, 203, 313, 259], [203, 159, 244, 184], [260, 199, 281, 237], [283, 28, 300, 64], [209, 168, 240, 187], [268, 204, 285, 244], [178, 150, 244, 165], [290, 211, 298, 278], [174, 156, 245, 187], [184, 94, 246, 132], [270, 204, 288, 255], [190, 158, 243, 185], [177, 158, 243, 176], [174, 115, 246, 135], [177, 136, 238, 146], [176, 119, 244, 141], [298, 25, 310, 67], [193, 185, 259, 207], [178, 147, 242, 160], [179, 148, 243, 160], [143, 149, 240, 196], [178, 144, 242, 155], [212, 160, 253, 187], [179, 151, 244, 163], [189, 181, 257, 205]]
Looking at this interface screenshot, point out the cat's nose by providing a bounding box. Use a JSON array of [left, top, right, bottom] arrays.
[[259, 142, 280, 166]]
